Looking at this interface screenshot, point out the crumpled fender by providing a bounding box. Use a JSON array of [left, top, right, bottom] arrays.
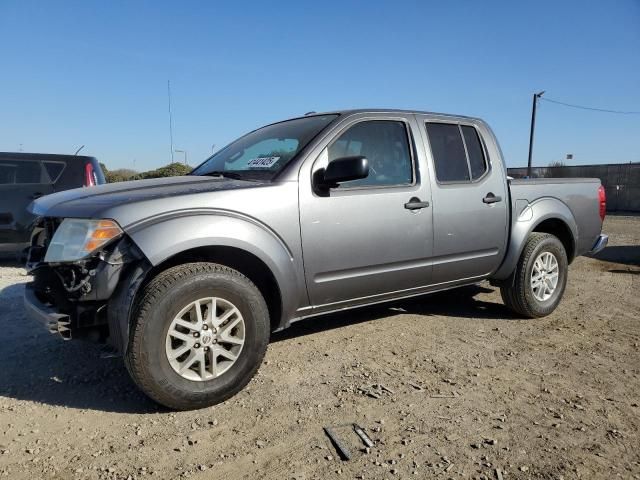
[[491, 197, 577, 281]]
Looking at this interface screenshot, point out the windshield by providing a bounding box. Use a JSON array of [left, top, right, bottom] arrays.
[[191, 114, 338, 179]]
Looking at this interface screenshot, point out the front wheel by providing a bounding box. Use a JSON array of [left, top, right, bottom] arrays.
[[125, 262, 270, 410], [500, 232, 568, 318]]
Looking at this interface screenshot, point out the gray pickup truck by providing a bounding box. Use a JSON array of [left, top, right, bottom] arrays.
[[24, 109, 608, 410]]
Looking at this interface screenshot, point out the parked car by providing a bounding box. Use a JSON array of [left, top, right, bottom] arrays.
[[23, 110, 607, 410], [0, 152, 105, 256]]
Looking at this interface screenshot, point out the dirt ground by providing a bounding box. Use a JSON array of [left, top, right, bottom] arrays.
[[0, 215, 638, 480]]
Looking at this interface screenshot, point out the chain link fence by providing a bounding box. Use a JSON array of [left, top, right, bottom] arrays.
[[507, 163, 640, 212]]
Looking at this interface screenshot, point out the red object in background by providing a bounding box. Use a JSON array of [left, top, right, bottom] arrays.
[[84, 162, 96, 187], [598, 185, 606, 221]]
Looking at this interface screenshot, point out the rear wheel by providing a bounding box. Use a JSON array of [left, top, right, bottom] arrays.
[[500, 232, 568, 318], [125, 262, 269, 410]]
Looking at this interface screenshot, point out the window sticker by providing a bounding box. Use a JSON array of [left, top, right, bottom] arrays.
[[247, 156, 280, 168]]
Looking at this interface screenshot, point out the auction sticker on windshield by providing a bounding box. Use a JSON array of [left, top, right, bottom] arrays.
[[248, 156, 280, 168]]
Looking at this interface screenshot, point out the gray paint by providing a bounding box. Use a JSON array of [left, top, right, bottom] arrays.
[[298, 112, 433, 308], [414, 114, 510, 284], [30, 109, 606, 330], [492, 178, 603, 280]]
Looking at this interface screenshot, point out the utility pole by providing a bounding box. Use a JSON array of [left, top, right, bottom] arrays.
[[527, 90, 545, 177], [168, 80, 175, 163]]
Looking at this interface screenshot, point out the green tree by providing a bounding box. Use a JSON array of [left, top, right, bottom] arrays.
[[100, 162, 192, 183], [141, 163, 192, 179], [104, 168, 139, 183]]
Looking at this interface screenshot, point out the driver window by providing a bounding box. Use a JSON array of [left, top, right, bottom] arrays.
[[327, 120, 413, 187]]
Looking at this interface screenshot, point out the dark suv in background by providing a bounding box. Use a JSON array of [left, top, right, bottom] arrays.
[[0, 152, 105, 256]]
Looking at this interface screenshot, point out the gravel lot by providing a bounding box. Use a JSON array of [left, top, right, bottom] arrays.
[[0, 215, 638, 480]]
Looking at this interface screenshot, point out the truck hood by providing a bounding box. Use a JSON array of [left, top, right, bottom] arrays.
[[30, 175, 267, 223]]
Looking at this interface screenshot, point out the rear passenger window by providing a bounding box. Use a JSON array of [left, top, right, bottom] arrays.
[[425, 123, 469, 182], [0, 161, 45, 184], [0, 163, 17, 184], [16, 161, 45, 183], [461, 126, 487, 179], [426, 123, 488, 182], [44, 162, 65, 183]]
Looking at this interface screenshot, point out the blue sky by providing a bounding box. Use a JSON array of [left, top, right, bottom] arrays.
[[1, 1, 639, 171]]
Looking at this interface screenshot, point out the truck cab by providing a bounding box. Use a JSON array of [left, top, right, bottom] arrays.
[[295, 112, 509, 309]]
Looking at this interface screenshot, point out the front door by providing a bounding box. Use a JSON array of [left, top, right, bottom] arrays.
[[299, 115, 433, 309]]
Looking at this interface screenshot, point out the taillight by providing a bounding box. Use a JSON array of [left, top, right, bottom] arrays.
[[598, 185, 606, 222], [84, 162, 96, 187]]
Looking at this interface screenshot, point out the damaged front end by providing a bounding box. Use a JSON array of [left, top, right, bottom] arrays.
[[24, 217, 150, 351]]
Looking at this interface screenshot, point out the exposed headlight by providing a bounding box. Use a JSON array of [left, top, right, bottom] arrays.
[[44, 219, 123, 263]]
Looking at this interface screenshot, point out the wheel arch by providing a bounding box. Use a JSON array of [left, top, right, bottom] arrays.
[[491, 197, 578, 281], [531, 218, 575, 262], [144, 245, 282, 332], [124, 213, 305, 332]]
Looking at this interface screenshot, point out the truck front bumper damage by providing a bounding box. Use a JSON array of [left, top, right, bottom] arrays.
[[23, 227, 149, 348], [24, 283, 72, 339], [589, 234, 608, 255]]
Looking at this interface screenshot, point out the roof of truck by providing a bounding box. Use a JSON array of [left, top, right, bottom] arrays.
[[305, 108, 480, 120]]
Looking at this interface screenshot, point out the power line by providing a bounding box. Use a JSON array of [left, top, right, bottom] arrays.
[[539, 96, 640, 115]]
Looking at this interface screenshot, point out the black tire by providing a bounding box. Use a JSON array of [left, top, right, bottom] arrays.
[[125, 262, 270, 410], [500, 232, 568, 318]]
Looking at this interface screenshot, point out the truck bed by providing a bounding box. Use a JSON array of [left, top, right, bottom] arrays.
[[508, 177, 603, 256]]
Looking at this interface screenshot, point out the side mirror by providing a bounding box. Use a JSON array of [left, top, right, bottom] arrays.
[[317, 156, 369, 189]]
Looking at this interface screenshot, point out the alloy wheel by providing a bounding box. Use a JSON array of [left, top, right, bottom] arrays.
[[165, 297, 245, 381]]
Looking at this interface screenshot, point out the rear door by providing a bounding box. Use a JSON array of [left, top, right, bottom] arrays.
[[299, 113, 434, 309], [416, 116, 509, 284], [0, 159, 54, 244]]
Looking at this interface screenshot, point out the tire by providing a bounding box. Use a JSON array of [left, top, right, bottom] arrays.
[[500, 232, 568, 318], [125, 262, 270, 410]]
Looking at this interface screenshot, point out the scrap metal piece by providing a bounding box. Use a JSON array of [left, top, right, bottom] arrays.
[[56, 317, 72, 340], [378, 384, 395, 394], [352, 424, 374, 448], [323, 426, 351, 461]]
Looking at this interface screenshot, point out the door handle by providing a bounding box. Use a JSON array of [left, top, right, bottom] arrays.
[[482, 192, 502, 204], [404, 197, 430, 210]]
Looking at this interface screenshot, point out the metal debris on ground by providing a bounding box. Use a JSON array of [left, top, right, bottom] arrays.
[[359, 383, 395, 399], [378, 384, 395, 394], [407, 381, 424, 391], [429, 392, 460, 398], [323, 423, 378, 461], [352, 424, 374, 448], [323, 427, 352, 461]]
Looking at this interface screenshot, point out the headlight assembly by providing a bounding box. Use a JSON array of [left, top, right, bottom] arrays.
[[44, 219, 123, 263]]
